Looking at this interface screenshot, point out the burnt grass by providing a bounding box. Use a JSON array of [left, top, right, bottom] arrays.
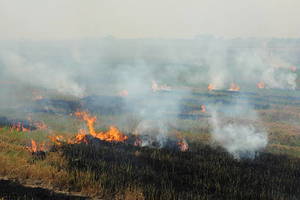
[[0, 179, 88, 200], [53, 141, 300, 200]]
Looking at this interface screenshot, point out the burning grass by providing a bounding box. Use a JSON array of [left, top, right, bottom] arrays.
[[1, 130, 300, 199], [74, 111, 128, 142], [1, 90, 300, 199]]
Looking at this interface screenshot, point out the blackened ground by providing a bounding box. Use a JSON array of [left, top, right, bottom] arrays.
[[0, 179, 89, 200], [57, 141, 300, 199]]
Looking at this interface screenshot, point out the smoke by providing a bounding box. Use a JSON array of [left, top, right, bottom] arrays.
[[0, 37, 298, 156], [261, 66, 297, 90], [133, 120, 168, 148], [200, 38, 298, 90], [0, 51, 85, 97], [209, 99, 268, 159]]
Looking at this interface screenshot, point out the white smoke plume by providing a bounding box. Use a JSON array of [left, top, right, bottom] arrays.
[[262, 67, 297, 90], [201, 38, 298, 90], [0, 51, 85, 97], [210, 101, 268, 159], [133, 120, 168, 148]]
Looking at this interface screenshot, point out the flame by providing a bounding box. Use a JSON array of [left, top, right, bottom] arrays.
[[74, 129, 88, 144], [31, 140, 38, 152], [74, 111, 97, 136], [290, 66, 297, 72], [75, 111, 128, 142], [34, 121, 48, 130], [32, 91, 44, 101], [207, 84, 215, 91], [49, 132, 88, 145], [201, 105, 206, 113], [151, 80, 171, 92], [177, 139, 189, 152], [48, 135, 65, 145], [228, 83, 240, 91], [10, 122, 30, 132], [118, 90, 129, 97], [28, 139, 45, 153], [257, 81, 266, 89]]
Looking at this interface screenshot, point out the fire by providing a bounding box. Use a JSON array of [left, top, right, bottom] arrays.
[[177, 139, 189, 152], [95, 126, 128, 142], [31, 140, 37, 152], [32, 91, 43, 101], [48, 135, 65, 145], [257, 81, 266, 89], [118, 90, 129, 97], [201, 105, 206, 113], [10, 122, 30, 132], [27, 115, 48, 131], [207, 84, 215, 91], [74, 111, 97, 136], [290, 66, 297, 72], [28, 139, 45, 153], [34, 121, 48, 130], [75, 111, 128, 142], [228, 83, 240, 91], [48, 131, 88, 145], [151, 80, 171, 92], [75, 131, 88, 144]]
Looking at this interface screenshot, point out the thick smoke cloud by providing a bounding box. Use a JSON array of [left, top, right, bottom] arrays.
[[0, 37, 298, 155]]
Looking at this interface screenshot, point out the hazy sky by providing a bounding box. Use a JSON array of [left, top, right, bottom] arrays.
[[0, 0, 299, 40]]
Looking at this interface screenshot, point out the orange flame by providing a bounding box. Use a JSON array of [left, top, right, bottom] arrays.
[[118, 90, 129, 97], [228, 83, 240, 91], [75, 111, 128, 142], [28, 139, 45, 153], [177, 139, 189, 152], [74, 129, 88, 144], [151, 80, 171, 92], [290, 66, 297, 72], [256, 81, 266, 89], [207, 84, 215, 91], [32, 91, 44, 101], [49, 132, 88, 145], [201, 105, 206, 113], [31, 140, 38, 152], [48, 135, 65, 145], [10, 122, 30, 132], [74, 111, 97, 136], [34, 121, 48, 130]]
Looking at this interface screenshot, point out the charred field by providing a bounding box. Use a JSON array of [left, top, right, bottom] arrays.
[[0, 85, 300, 199], [0, 36, 300, 200]]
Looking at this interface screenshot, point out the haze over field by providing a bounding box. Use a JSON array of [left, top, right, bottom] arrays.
[[0, 0, 300, 40], [1, 1, 300, 199]]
